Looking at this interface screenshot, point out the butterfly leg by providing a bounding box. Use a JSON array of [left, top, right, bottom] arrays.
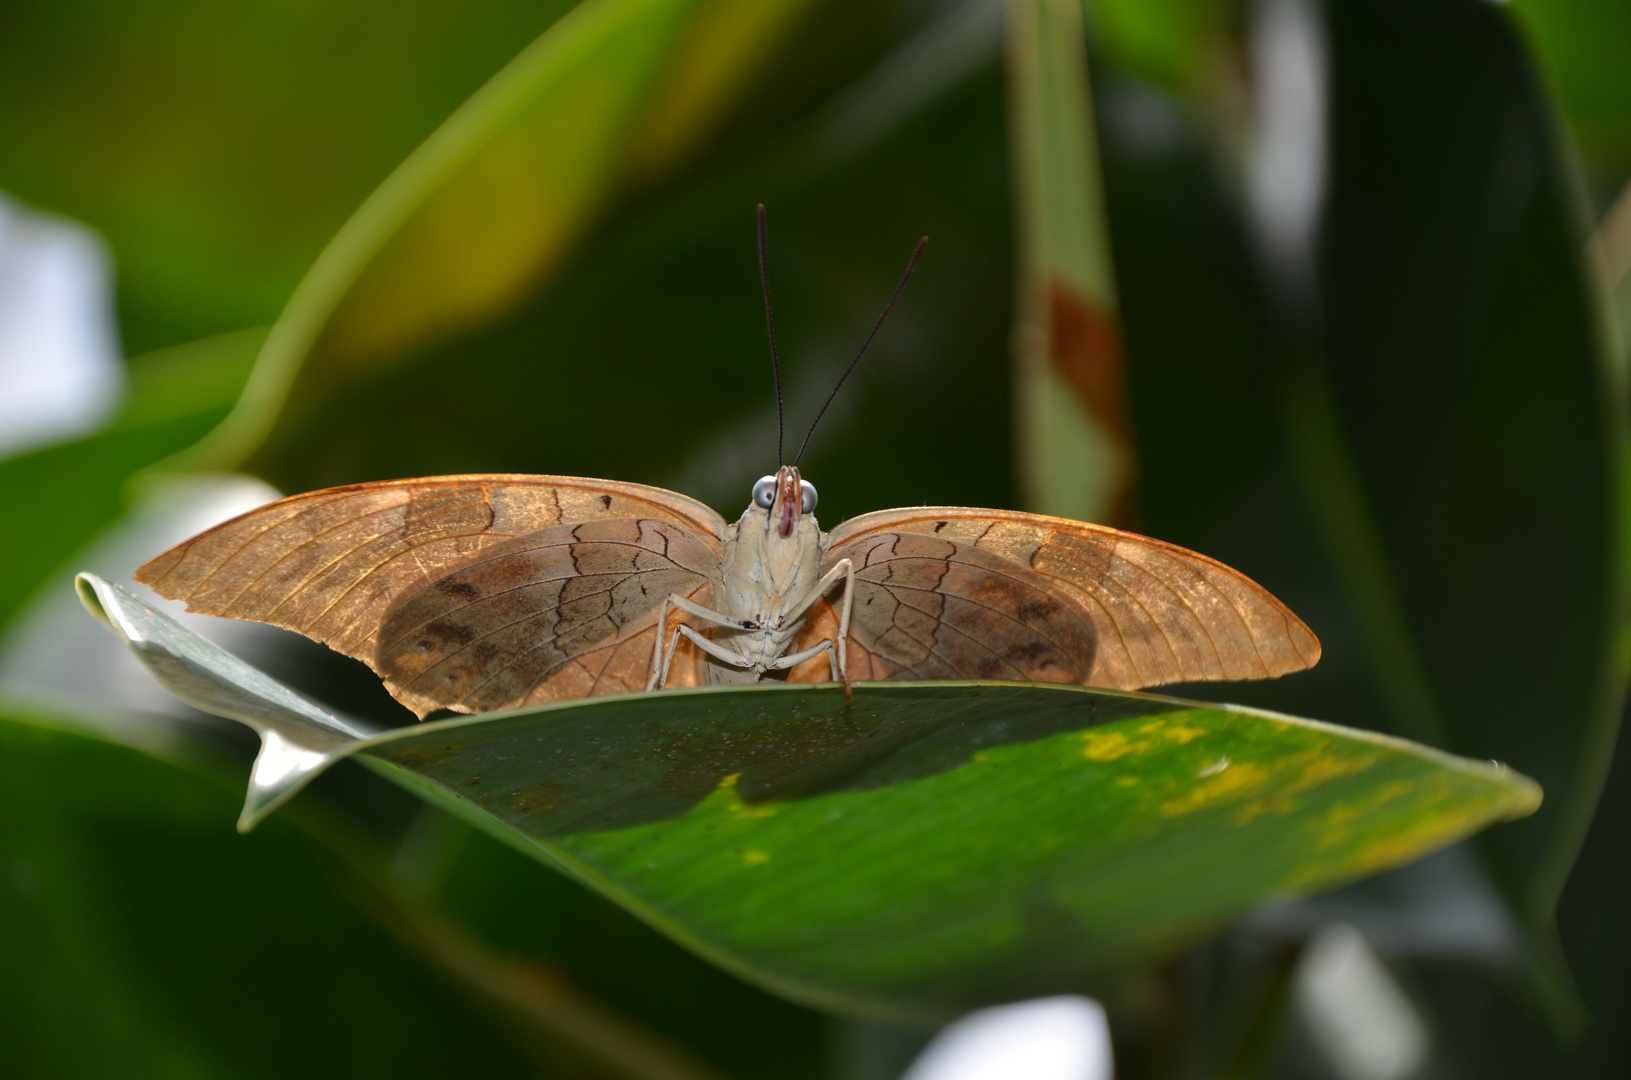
[[834, 558, 854, 698], [657, 623, 757, 689], [767, 638, 837, 679], [646, 593, 745, 691], [785, 558, 855, 698]]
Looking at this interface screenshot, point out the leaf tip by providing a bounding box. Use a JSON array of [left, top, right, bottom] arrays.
[[74, 572, 115, 633]]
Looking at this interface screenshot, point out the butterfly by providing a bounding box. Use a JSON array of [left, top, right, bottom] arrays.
[[135, 208, 1320, 719]]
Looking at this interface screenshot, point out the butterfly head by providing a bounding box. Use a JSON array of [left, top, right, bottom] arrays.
[[751, 466, 818, 538]]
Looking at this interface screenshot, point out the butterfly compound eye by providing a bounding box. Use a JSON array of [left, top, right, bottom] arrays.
[[800, 480, 818, 514], [752, 476, 777, 509]]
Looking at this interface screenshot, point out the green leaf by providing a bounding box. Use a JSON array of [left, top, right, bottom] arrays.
[[78, 573, 1541, 1019], [173, 0, 817, 477], [173, 1, 1017, 529], [1510, 0, 1631, 170], [0, 0, 580, 351], [1089, 3, 1631, 1064], [1307, 0, 1626, 956], [1096, 0, 1627, 1041], [0, 701, 577, 1078], [1086, 0, 1227, 92]]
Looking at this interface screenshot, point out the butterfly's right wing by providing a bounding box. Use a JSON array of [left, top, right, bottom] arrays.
[[795, 507, 1318, 690], [136, 475, 725, 715]]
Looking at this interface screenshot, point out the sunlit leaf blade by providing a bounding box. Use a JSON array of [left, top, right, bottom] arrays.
[[79, 574, 1540, 1018], [175, 0, 814, 476]]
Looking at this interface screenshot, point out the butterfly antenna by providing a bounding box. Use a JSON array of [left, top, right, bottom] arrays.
[[794, 235, 928, 466], [758, 204, 785, 465]]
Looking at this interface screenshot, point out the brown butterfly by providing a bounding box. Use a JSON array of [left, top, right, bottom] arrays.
[[135, 208, 1319, 719]]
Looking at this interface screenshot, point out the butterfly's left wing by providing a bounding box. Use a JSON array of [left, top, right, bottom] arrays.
[[789, 508, 1319, 689], [135, 474, 725, 716]]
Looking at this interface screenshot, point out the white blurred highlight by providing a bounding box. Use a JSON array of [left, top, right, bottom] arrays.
[[0, 474, 282, 735], [1247, 0, 1328, 277], [1296, 924, 1430, 1080], [902, 996, 1112, 1080], [0, 192, 124, 457]]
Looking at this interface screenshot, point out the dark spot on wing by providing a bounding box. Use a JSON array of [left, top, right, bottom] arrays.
[[422, 619, 476, 647], [438, 580, 480, 602], [1005, 640, 1052, 663], [601, 494, 613, 509], [934, 521, 947, 533], [1017, 598, 1059, 622]]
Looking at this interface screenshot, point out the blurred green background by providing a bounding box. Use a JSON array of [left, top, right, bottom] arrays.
[[1, 0, 1628, 1076]]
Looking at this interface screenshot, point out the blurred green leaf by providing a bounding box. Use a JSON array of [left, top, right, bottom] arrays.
[[1081, 1, 1630, 1066], [1092, 0, 1629, 1053], [1594, 178, 1631, 378], [1087, 0, 1230, 93], [1510, 0, 1631, 180], [409, 806, 832, 1080], [0, 699, 664, 1079], [199, 0, 1014, 531], [1308, 0, 1625, 970], [0, 0, 578, 351], [178, 0, 816, 477], [0, 329, 263, 630], [82, 573, 1540, 1021]]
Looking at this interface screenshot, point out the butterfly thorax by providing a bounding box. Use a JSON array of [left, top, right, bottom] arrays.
[[706, 477, 828, 682], [719, 508, 824, 626]]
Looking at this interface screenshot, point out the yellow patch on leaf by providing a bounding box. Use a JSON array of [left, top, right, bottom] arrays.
[[1083, 730, 1148, 761], [1160, 761, 1269, 815]]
